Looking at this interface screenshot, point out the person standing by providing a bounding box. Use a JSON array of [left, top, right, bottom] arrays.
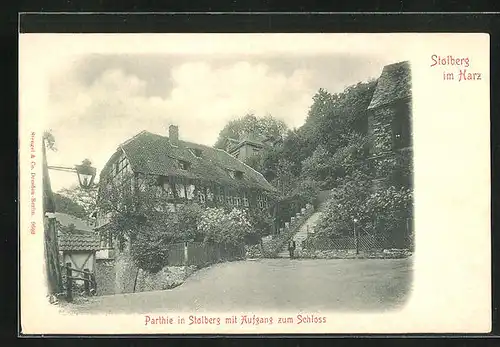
[[288, 239, 296, 259]]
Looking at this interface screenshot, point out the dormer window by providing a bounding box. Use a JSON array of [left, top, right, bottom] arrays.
[[178, 160, 191, 170], [227, 169, 243, 179], [190, 148, 203, 158]]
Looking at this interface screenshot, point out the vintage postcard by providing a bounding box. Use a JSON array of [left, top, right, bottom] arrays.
[[19, 33, 490, 334]]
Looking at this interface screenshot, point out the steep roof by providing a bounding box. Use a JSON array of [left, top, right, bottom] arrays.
[[228, 138, 267, 153], [59, 232, 100, 252], [226, 132, 270, 153], [368, 61, 412, 110], [102, 131, 277, 193]]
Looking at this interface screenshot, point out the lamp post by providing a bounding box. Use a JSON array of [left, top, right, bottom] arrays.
[[43, 149, 97, 295], [48, 158, 97, 190], [353, 218, 359, 255]]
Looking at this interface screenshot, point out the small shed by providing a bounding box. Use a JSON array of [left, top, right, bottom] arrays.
[[59, 232, 101, 280]]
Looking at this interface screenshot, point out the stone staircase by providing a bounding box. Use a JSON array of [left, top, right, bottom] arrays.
[[277, 211, 323, 258]]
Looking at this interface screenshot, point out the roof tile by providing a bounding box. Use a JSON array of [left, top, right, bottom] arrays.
[[59, 232, 100, 252]]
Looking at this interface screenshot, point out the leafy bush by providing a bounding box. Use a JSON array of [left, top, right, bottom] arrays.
[[246, 207, 274, 244], [314, 184, 412, 240], [198, 207, 252, 246], [291, 179, 321, 207], [173, 203, 204, 241], [130, 224, 171, 274], [364, 185, 413, 237]]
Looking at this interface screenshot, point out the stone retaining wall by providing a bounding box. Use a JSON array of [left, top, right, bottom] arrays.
[[134, 265, 198, 292], [95, 258, 116, 296], [114, 252, 138, 294], [296, 248, 412, 259]]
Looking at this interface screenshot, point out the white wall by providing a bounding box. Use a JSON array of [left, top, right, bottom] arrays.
[[63, 251, 96, 284]]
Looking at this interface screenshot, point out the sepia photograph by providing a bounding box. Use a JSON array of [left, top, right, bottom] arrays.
[[19, 33, 490, 334]]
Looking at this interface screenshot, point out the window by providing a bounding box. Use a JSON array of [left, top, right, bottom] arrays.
[[257, 194, 266, 209], [234, 171, 243, 179], [234, 196, 241, 206], [178, 160, 191, 170], [242, 192, 249, 207], [190, 148, 203, 157], [107, 232, 113, 249], [118, 235, 125, 252], [198, 190, 206, 203], [206, 188, 214, 202], [100, 233, 106, 249], [113, 155, 130, 180], [137, 178, 146, 192], [154, 185, 164, 199], [162, 182, 174, 198], [226, 195, 233, 205], [186, 184, 195, 200], [176, 184, 186, 198], [215, 186, 224, 203]]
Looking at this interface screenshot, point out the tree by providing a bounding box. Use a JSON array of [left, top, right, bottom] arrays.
[[314, 174, 372, 238], [53, 192, 87, 219], [364, 186, 413, 239], [130, 220, 172, 274], [57, 184, 98, 220], [43, 129, 57, 151], [258, 114, 288, 140], [311, 132, 413, 242], [280, 129, 310, 176], [299, 81, 376, 159], [300, 145, 332, 187], [172, 203, 204, 242], [58, 222, 77, 234], [271, 159, 297, 196], [246, 207, 274, 245], [97, 173, 184, 273], [214, 113, 288, 150], [290, 178, 321, 208]]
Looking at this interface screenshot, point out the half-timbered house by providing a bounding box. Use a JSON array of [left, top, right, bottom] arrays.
[[95, 125, 278, 252]]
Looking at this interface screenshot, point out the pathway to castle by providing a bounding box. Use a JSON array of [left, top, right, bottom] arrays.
[[276, 211, 323, 258]]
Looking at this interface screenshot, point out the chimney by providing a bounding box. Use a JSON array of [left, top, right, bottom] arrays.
[[169, 125, 179, 145]]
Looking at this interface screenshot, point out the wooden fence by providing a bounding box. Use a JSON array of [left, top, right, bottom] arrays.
[[167, 241, 245, 267], [61, 262, 96, 302]]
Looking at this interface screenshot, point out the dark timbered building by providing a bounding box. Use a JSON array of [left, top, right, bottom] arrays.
[[95, 125, 278, 252]]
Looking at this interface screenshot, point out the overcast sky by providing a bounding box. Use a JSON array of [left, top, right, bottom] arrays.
[[20, 34, 412, 192]]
